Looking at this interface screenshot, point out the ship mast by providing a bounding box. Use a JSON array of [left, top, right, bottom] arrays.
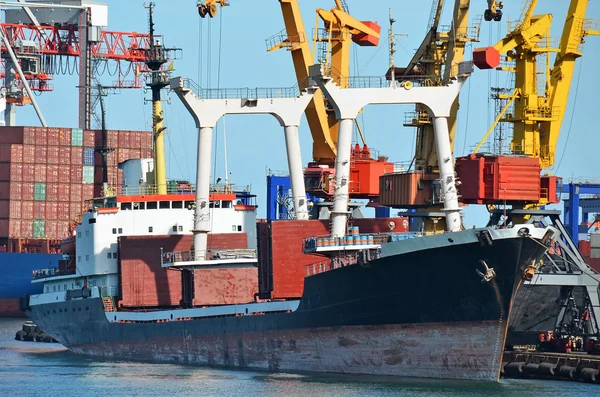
[[144, 2, 180, 194]]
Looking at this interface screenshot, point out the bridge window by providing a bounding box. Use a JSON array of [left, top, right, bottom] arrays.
[[78, 256, 81, 263], [121, 203, 132, 210], [86, 255, 89, 262], [113, 253, 118, 259], [172, 225, 177, 232], [107, 252, 111, 259], [112, 228, 117, 234], [185, 201, 194, 209], [149, 226, 153, 233], [138, 202, 146, 210], [78, 232, 82, 238], [159, 201, 170, 209], [118, 228, 123, 234], [178, 225, 183, 232], [172, 201, 183, 209], [147, 202, 158, 210], [238, 225, 242, 232]]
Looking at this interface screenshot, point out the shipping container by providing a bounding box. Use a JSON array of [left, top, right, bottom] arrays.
[[378, 172, 439, 208], [57, 184, 71, 202], [82, 184, 94, 200], [131, 132, 142, 149], [34, 164, 47, 182], [9, 163, 22, 182], [117, 148, 130, 163], [46, 201, 58, 220], [46, 146, 59, 164], [0, 127, 24, 144], [34, 145, 48, 163], [23, 145, 35, 164], [9, 200, 21, 219], [22, 164, 35, 182], [82, 147, 95, 166], [57, 202, 70, 220], [141, 148, 153, 159], [107, 130, 118, 147], [45, 220, 58, 240], [47, 128, 60, 146], [193, 268, 258, 306], [34, 182, 46, 201], [70, 184, 82, 203], [71, 165, 83, 183], [455, 155, 542, 204], [59, 147, 70, 165], [33, 201, 46, 219], [71, 146, 83, 165], [0, 181, 8, 200], [58, 164, 70, 182], [83, 165, 94, 184], [0, 163, 9, 181], [46, 183, 59, 202], [58, 128, 71, 146], [0, 144, 23, 163], [69, 202, 82, 219], [118, 131, 131, 148], [9, 181, 22, 201], [0, 200, 8, 218], [71, 128, 83, 146], [22, 182, 34, 201], [83, 130, 94, 147], [46, 164, 59, 183], [9, 219, 20, 238], [21, 201, 34, 219], [35, 127, 48, 146], [141, 132, 152, 150], [128, 149, 142, 159], [33, 220, 45, 239], [22, 127, 37, 145]]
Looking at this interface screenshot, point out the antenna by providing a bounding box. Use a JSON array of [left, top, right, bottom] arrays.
[[389, 9, 396, 86]]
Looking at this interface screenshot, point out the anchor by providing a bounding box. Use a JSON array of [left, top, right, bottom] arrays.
[[476, 260, 496, 283]]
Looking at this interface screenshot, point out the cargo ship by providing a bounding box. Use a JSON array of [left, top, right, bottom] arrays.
[[20, 150, 558, 380], [0, 126, 153, 317]]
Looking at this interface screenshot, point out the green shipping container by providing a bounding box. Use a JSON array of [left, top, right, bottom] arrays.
[[82, 165, 94, 184], [34, 182, 46, 201], [71, 128, 83, 146], [33, 220, 45, 239]]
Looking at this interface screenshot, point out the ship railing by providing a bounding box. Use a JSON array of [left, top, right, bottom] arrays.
[[305, 249, 382, 277], [181, 77, 306, 100], [99, 285, 120, 298], [161, 248, 258, 265], [117, 183, 252, 196], [32, 267, 73, 280]]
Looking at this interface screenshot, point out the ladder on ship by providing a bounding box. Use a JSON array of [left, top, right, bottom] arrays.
[[102, 297, 116, 312]]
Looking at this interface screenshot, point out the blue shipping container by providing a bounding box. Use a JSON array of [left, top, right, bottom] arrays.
[[82, 147, 95, 166]]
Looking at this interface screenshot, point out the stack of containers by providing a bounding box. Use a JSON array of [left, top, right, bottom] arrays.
[[0, 127, 153, 244]]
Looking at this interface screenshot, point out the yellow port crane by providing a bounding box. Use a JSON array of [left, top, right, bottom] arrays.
[[197, 0, 229, 18], [472, 0, 600, 170]]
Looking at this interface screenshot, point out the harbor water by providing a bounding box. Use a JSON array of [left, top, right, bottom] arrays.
[[0, 318, 596, 396]]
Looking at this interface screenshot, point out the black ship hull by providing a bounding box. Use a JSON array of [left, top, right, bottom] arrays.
[[26, 227, 552, 381]]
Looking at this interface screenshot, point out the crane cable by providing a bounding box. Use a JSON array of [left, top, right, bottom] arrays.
[[554, 58, 583, 174]]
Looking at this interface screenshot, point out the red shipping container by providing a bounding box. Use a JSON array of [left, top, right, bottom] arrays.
[[58, 128, 71, 146], [47, 128, 60, 146], [82, 184, 94, 200], [22, 165, 35, 182], [23, 145, 35, 164], [351, 20, 381, 46], [0, 200, 8, 218], [0, 182, 8, 200], [107, 130, 118, 147], [57, 184, 71, 202], [70, 184, 82, 202], [33, 201, 47, 219], [70, 202, 82, 219], [34, 164, 47, 182], [22, 127, 36, 145], [46, 201, 58, 220], [34, 145, 48, 163], [10, 163, 22, 182], [22, 182, 34, 201], [141, 132, 152, 149], [0, 127, 24, 144], [59, 147, 70, 166], [0, 144, 23, 162], [46, 183, 59, 201], [46, 165, 59, 183], [9, 182, 22, 201], [71, 147, 83, 166], [131, 132, 142, 149], [83, 130, 95, 147], [0, 164, 9, 181], [35, 128, 48, 146], [21, 201, 34, 219], [141, 149, 153, 159], [129, 149, 142, 159], [20, 220, 33, 239], [58, 165, 70, 182], [117, 148, 129, 163], [118, 131, 131, 148], [9, 219, 20, 238], [580, 240, 591, 258], [57, 202, 70, 220], [57, 220, 71, 239], [45, 220, 58, 240], [46, 147, 59, 165], [71, 165, 83, 183], [10, 200, 21, 219]]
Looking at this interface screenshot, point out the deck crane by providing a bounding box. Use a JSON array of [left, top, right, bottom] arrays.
[[379, 0, 480, 231], [457, 0, 600, 207], [268, 0, 393, 200]]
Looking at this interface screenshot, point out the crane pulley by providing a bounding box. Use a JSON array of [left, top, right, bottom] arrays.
[[197, 0, 229, 18]]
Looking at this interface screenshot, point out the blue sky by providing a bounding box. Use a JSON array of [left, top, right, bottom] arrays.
[[10, 0, 600, 225]]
